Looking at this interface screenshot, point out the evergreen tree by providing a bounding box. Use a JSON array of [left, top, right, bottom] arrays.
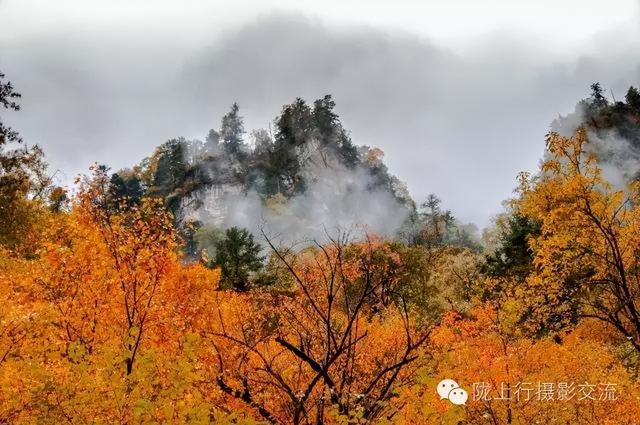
[[213, 227, 264, 291], [419, 194, 454, 248], [147, 139, 189, 213], [312, 95, 359, 167], [589, 82, 608, 110], [483, 213, 540, 280], [269, 98, 313, 195], [110, 170, 144, 206], [220, 103, 245, 156], [626, 86, 640, 112]]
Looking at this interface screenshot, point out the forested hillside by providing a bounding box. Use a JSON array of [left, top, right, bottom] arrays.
[[105, 94, 479, 288], [3, 69, 640, 423]]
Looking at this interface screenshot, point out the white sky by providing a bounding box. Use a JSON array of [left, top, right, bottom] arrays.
[[2, 0, 638, 46]]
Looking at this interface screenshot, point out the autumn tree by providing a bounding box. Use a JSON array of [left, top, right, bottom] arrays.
[[518, 128, 640, 348], [415, 304, 640, 425], [78, 165, 178, 375], [210, 233, 433, 424], [1, 165, 225, 423]]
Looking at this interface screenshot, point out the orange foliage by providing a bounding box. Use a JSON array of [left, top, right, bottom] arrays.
[[396, 305, 640, 424], [209, 236, 431, 424], [4, 147, 640, 423], [519, 129, 640, 348], [0, 177, 224, 423]]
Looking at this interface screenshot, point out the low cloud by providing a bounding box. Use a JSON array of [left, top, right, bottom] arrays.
[[1, 12, 638, 227], [184, 161, 410, 244]]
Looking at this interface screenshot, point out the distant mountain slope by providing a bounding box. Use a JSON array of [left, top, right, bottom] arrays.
[[551, 83, 640, 185], [108, 95, 479, 256]]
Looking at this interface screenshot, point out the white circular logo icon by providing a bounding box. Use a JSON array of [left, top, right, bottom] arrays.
[[437, 379, 468, 405]]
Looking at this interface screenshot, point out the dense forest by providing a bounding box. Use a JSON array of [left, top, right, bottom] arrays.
[[2, 69, 640, 424]]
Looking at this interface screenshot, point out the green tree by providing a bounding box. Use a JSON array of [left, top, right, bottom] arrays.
[[145, 139, 197, 215], [589, 82, 608, 109], [483, 212, 540, 280], [148, 140, 188, 197], [268, 97, 312, 195], [414, 194, 454, 248], [0, 71, 50, 252], [220, 103, 246, 157], [110, 169, 144, 207], [626, 86, 640, 112], [260, 95, 360, 196], [213, 227, 264, 291], [312, 95, 359, 167]]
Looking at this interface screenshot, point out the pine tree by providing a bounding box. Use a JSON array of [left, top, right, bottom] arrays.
[[213, 227, 264, 291], [220, 103, 245, 156], [626, 86, 640, 112]]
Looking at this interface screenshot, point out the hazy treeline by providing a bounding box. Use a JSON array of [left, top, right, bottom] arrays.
[[104, 93, 480, 289]]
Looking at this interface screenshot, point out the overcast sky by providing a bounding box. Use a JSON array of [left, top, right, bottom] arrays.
[[1, 0, 639, 227]]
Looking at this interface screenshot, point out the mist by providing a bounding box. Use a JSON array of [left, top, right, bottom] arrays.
[[1, 7, 639, 227], [552, 102, 640, 189], [183, 160, 410, 245]]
